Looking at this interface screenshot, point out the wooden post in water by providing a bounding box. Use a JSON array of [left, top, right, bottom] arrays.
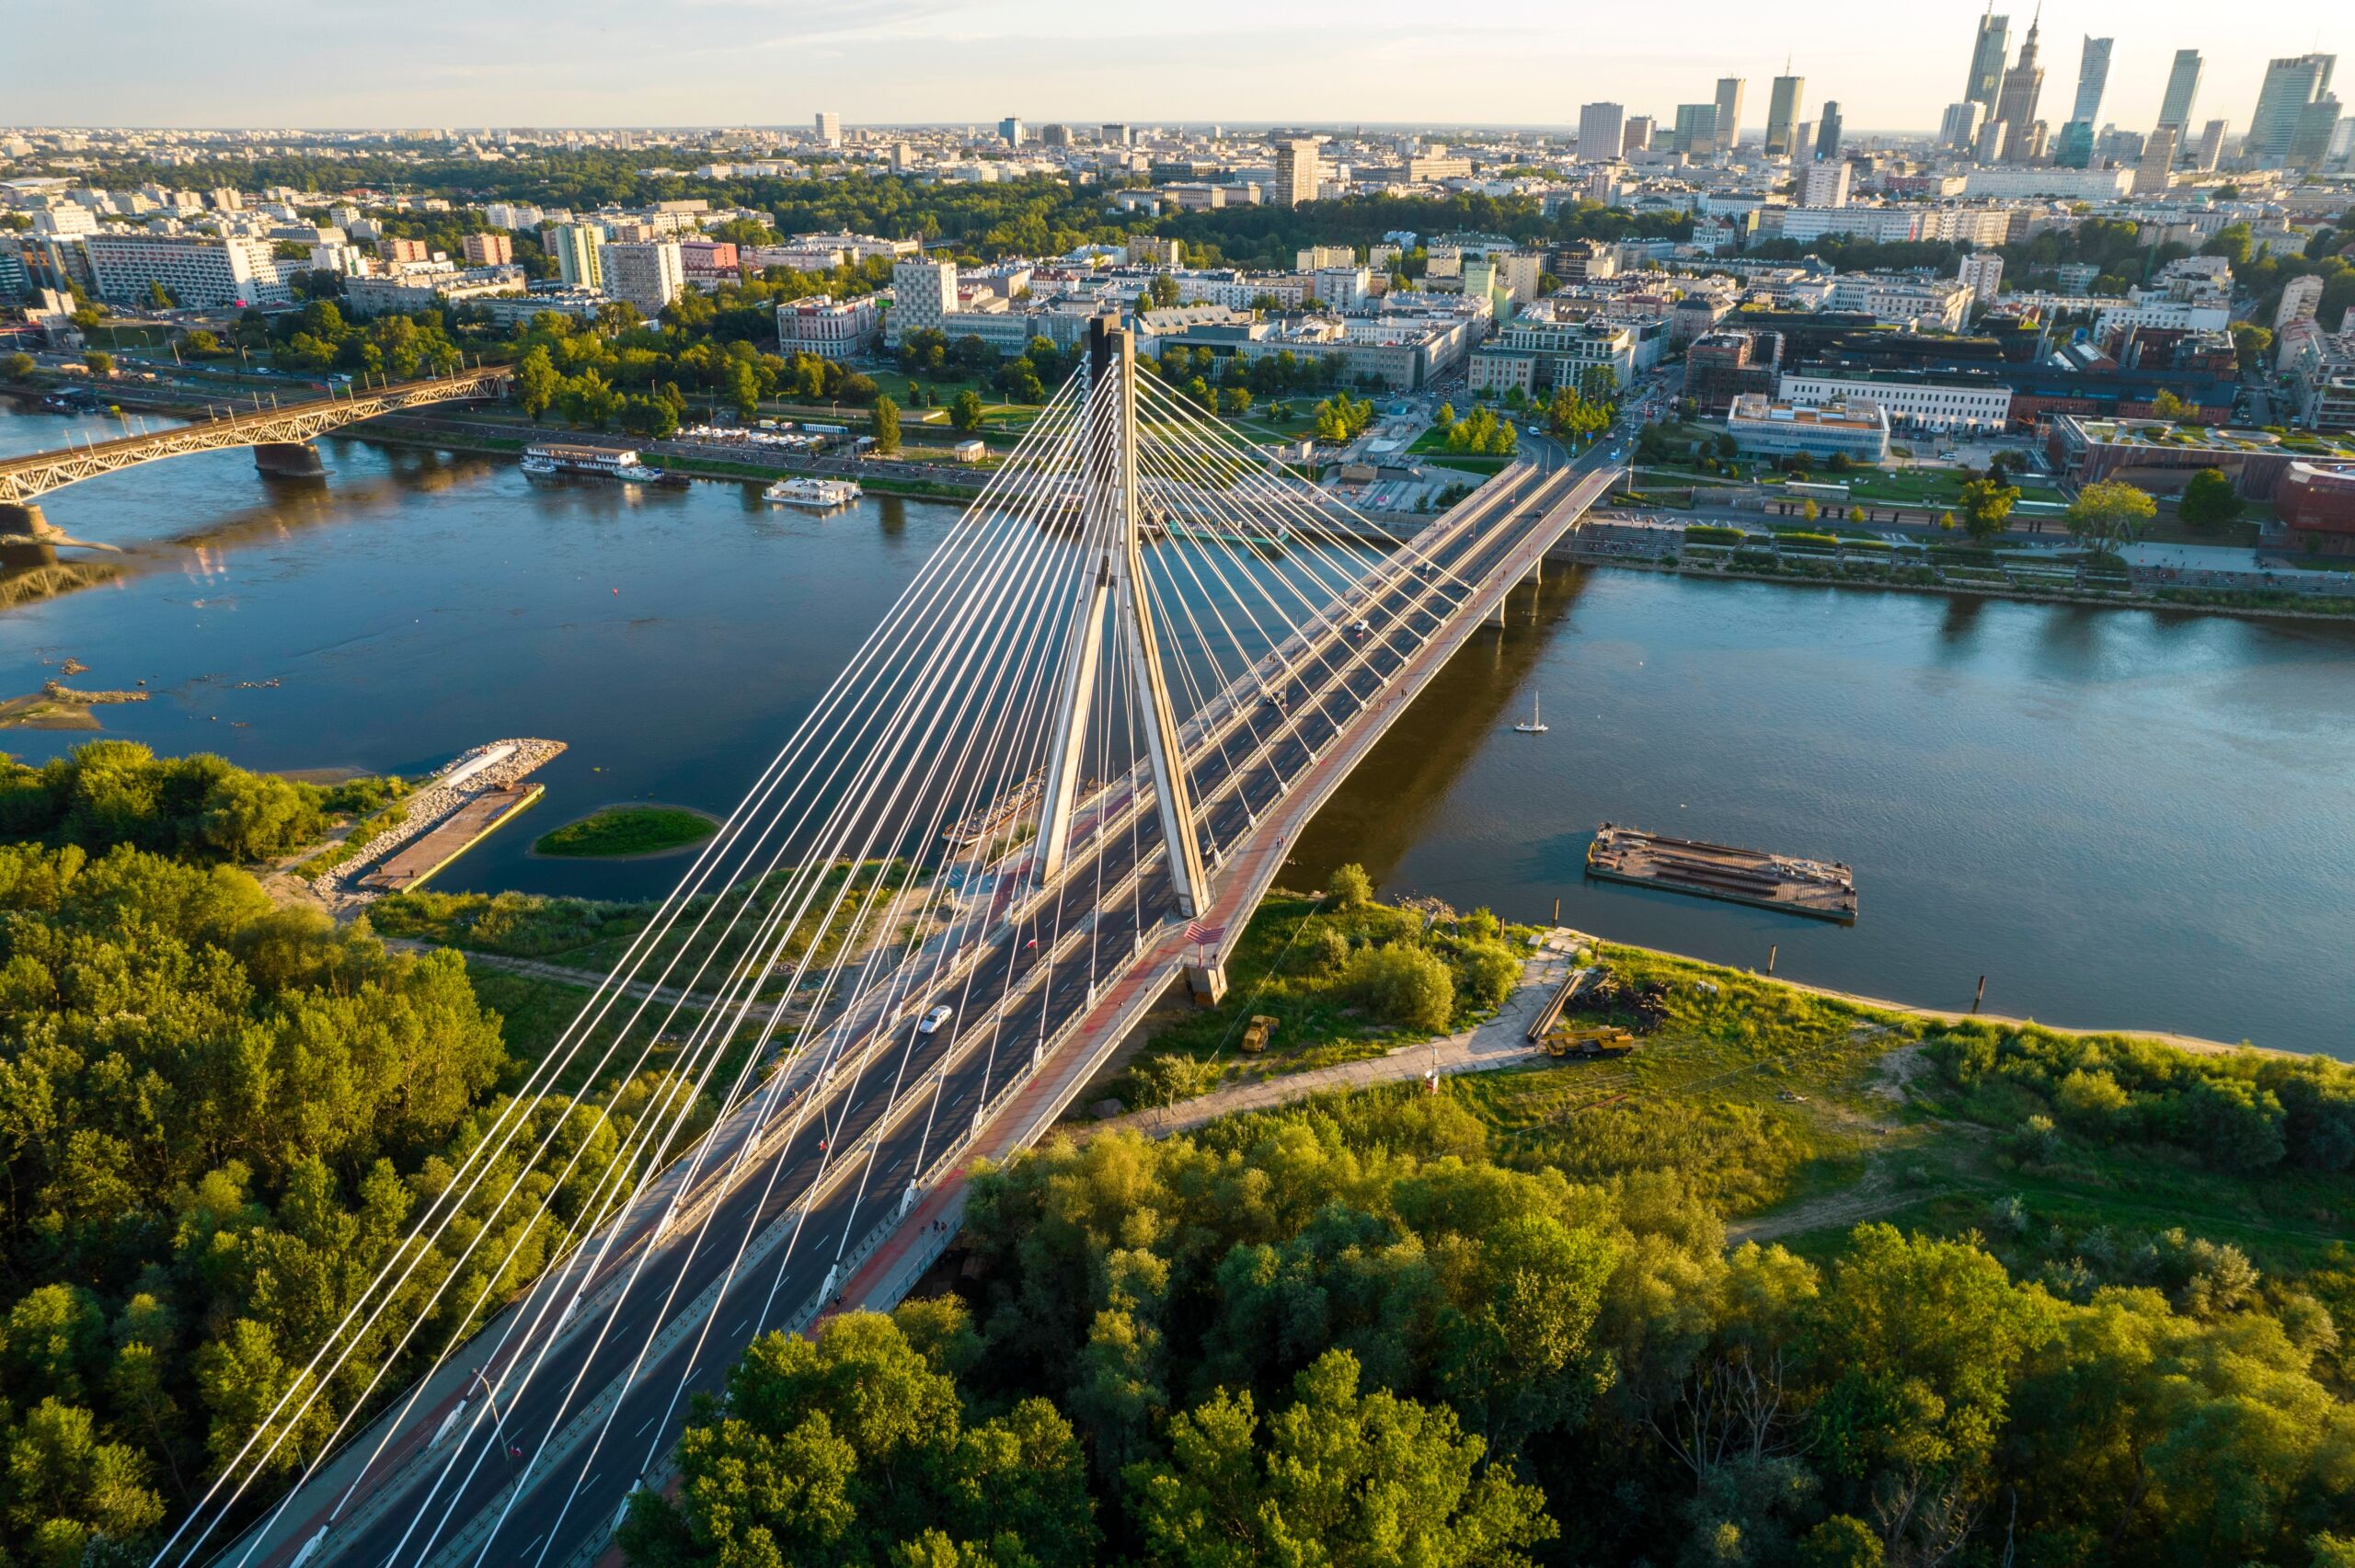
[[1972, 974, 1987, 1013], [1767, 944, 1777, 974], [1553, 897, 1560, 924]]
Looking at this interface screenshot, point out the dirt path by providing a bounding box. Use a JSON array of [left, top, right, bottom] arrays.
[[379, 936, 729, 1013], [1084, 937, 1579, 1140]]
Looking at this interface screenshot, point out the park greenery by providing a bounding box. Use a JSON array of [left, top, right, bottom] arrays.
[[2063, 479, 2158, 551], [1428, 403, 1518, 457], [2179, 465, 2247, 531], [622, 1014, 2355, 1568], [534, 805, 719, 859], [0, 742, 402, 866]]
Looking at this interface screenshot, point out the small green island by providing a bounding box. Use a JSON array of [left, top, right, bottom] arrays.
[[532, 804, 718, 859]]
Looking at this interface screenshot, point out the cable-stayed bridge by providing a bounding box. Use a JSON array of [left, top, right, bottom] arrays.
[[168, 322, 1615, 1568]]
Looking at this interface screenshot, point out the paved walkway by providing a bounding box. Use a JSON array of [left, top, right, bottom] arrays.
[[1089, 934, 1578, 1139]]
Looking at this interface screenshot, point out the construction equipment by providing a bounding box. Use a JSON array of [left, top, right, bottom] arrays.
[[1239, 1015, 1280, 1055], [1541, 1025, 1636, 1059]]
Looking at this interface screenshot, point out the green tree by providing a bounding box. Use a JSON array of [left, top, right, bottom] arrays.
[[2177, 466, 2245, 531], [513, 345, 561, 420], [870, 395, 902, 455], [4, 350, 36, 381], [84, 350, 114, 378], [1958, 476, 2020, 542], [2229, 323, 2274, 373], [2065, 479, 2157, 551], [1125, 1350, 1557, 1568], [1146, 274, 1180, 307], [1326, 861, 1373, 910], [949, 389, 986, 435], [144, 279, 177, 310]]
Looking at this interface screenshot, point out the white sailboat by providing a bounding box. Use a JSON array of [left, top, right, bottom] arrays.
[[1512, 693, 1548, 734]]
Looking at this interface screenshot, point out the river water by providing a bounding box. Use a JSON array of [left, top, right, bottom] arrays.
[[4, 402, 2349, 1055]]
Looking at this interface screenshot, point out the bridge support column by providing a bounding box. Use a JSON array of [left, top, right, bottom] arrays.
[[0, 502, 50, 539], [1185, 963, 1228, 1008], [254, 441, 326, 478]]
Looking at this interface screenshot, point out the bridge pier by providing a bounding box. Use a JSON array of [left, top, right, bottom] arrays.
[[0, 502, 50, 539], [254, 441, 326, 478], [1185, 963, 1228, 1007]]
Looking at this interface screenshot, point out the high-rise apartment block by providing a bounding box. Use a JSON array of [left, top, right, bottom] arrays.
[[1799, 161, 1851, 208], [814, 110, 842, 147], [462, 233, 513, 267], [889, 258, 958, 344], [1624, 117, 1655, 155], [603, 240, 684, 315], [1578, 102, 1626, 163], [1958, 252, 2005, 304], [2132, 127, 2177, 195], [547, 223, 603, 291], [1272, 139, 1321, 205], [2276, 274, 2325, 332]]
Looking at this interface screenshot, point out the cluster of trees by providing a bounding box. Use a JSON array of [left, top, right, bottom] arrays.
[[261, 298, 467, 383], [507, 304, 879, 437], [2179, 465, 2247, 531], [2064, 479, 2159, 550], [1544, 369, 1619, 442], [1429, 402, 1518, 457], [624, 1090, 2355, 1567], [1311, 392, 1377, 444], [1926, 1020, 2355, 1174], [0, 741, 391, 865]]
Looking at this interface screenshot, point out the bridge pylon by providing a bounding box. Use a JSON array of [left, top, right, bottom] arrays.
[[1035, 318, 1214, 927]]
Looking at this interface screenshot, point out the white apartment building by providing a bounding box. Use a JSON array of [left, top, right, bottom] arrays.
[[1312, 265, 1372, 310], [1960, 166, 2131, 200], [777, 293, 881, 361], [1775, 371, 2014, 430], [887, 258, 959, 344], [1958, 252, 2005, 304], [1297, 245, 1356, 270], [344, 265, 526, 317], [1798, 162, 1852, 209], [84, 230, 285, 307], [603, 240, 684, 315]]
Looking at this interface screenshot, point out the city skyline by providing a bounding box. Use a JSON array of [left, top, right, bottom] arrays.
[[6, 0, 2336, 137]]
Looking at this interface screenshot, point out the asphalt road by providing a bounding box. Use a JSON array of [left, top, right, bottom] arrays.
[[234, 447, 1610, 1568]]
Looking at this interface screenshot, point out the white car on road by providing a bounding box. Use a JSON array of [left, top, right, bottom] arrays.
[[918, 1004, 953, 1035]]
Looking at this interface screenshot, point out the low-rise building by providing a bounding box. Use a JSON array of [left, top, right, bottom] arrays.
[[2279, 462, 2355, 555], [1775, 368, 2013, 432], [1726, 395, 1891, 463], [2047, 416, 2355, 500], [777, 292, 881, 361]]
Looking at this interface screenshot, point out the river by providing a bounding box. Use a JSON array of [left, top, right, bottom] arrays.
[[3, 401, 2350, 1055]]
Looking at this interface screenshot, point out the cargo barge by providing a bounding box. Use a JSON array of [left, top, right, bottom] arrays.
[[1585, 822, 1857, 922]]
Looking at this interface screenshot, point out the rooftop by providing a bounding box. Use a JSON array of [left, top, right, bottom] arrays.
[[2065, 418, 2355, 459]]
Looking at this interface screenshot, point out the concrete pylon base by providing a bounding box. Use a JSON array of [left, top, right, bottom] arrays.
[[0, 502, 50, 539], [1185, 963, 1229, 1008], [254, 441, 326, 477]]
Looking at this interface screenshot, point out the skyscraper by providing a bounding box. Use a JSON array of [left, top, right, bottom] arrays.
[[1672, 104, 1718, 156], [547, 223, 602, 291], [1765, 72, 1806, 157], [1965, 7, 2011, 110], [2071, 37, 2112, 125], [2194, 120, 2228, 171], [813, 110, 841, 148], [2132, 127, 2177, 196], [1578, 103, 1626, 163], [998, 117, 1026, 147], [2249, 55, 2336, 165], [2291, 96, 2344, 170], [2156, 50, 2203, 131], [1714, 77, 1746, 154], [1815, 102, 1843, 161], [1624, 117, 1655, 155], [1940, 101, 1987, 153], [1993, 15, 2045, 163]]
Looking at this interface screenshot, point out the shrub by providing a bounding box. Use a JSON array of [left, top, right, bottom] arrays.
[[1340, 943, 1453, 1032]]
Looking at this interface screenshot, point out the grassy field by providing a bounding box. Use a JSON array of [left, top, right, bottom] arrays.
[[465, 964, 773, 1102], [1168, 932, 2355, 1291], [534, 805, 718, 858]]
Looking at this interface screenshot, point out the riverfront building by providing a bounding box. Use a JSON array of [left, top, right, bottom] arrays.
[[83, 231, 286, 307], [777, 293, 880, 361], [1726, 395, 1891, 464]]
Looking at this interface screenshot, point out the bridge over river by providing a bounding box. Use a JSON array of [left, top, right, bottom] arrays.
[[0, 366, 511, 533], [167, 325, 1616, 1568]]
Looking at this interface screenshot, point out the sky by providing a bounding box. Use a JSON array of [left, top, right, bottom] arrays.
[[6, 0, 2339, 136]]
